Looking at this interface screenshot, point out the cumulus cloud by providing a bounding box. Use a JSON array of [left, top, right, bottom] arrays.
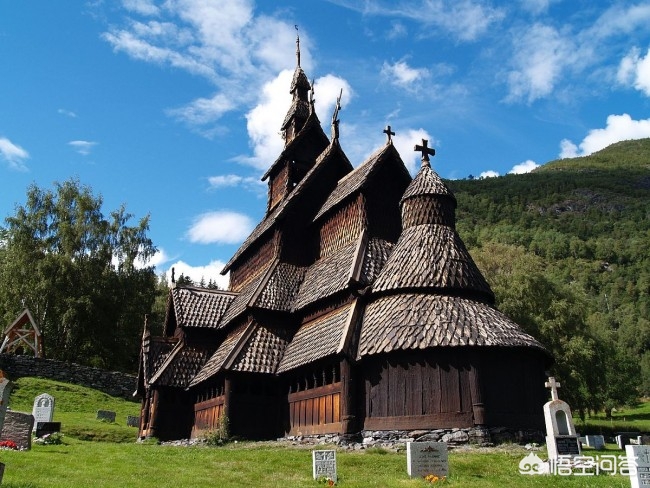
[[560, 113, 650, 158], [58, 108, 77, 118], [381, 60, 430, 90], [165, 259, 230, 288], [187, 210, 254, 244], [207, 174, 264, 194], [68, 140, 98, 156], [0, 137, 29, 171], [617, 47, 650, 97], [509, 160, 540, 174], [479, 170, 499, 178], [122, 0, 160, 16]]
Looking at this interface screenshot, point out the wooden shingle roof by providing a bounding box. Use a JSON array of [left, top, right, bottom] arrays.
[[219, 262, 275, 327], [149, 342, 212, 388], [277, 304, 355, 373], [253, 262, 307, 311], [225, 139, 351, 273], [357, 294, 548, 359], [371, 224, 494, 301], [400, 162, 455, 204], [314, 143, 409, 222], [170, 286, 237, 329], [230, 324, 292, 374]]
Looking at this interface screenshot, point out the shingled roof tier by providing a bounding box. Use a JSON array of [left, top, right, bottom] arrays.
[[357, 294, 548, 359], [168, 286, 237, 329], [189, 321, 250, 387], [253, 262, 307, 311], [313, 143, 409, 222], [219, 262, 276, 327], [371, 224, 494, 301], [230, 324, 292, 374], [277, 304, 354, 373], [400, 160, 456, 204], [149, 341, 212, 388], [225, 139, 351, 273]]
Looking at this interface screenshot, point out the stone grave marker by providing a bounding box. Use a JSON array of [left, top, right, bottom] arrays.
[[0, 374, 13, 433], [626, 444, 650, 488], [35, 421, 61, 438], [312, 450, 337, 482], [0, 411, 34, 450], [617, 432, 640, 450], [32, 393, 55, 431], [640, 435, 650, 446], [543, 377, 581, 460], [585, 434, 605, 450], [406, 441, 449, 478], [97, 410, 116, 423], [126, 415, 140, 427], [0, 461, 4, 484]]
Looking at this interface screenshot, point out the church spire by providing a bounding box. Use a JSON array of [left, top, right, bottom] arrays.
[[281, 26, 312, 145], [295, 25, 301, 68]]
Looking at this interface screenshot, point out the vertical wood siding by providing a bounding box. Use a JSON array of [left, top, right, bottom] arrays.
[[229, 233, 279, 292], [191, 396, 226, 438], [287, 382, 342, 435]]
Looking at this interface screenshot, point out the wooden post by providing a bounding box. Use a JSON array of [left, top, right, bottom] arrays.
[[223, 376, 232, 428], [148, 389, 161, 438], [340, 358, 356, 434], [469, 354, 486, 426]]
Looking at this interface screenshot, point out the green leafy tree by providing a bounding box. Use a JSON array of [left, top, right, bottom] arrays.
[[0, 178, 157, 372]]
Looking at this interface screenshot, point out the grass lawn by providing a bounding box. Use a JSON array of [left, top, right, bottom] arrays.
[[0, 377, 643, 487]]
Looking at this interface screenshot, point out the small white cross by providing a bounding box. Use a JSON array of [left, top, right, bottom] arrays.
[[545, 376, 561, 401]]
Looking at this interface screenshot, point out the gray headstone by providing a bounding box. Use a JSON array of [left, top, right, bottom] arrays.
[[406, 441, 449, 478], [0, 377, 13, 433], [640, 435, 650, 446], [616, 433, 639, 450], [32, 393, 55, 429], [0, 462, 4, 484], [312, 450, 337, 482], [626, 444, 650, 488], [126, 415, 140, 427], [97, 410, 116, 423], [0, 411, 34, 450], [585, 434, 605, 450]]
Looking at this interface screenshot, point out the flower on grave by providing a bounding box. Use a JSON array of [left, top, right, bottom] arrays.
[[34, 432, 63, 445], [0, 439, 18, 450], [424, 474, 447, 484], [316, 476, 336, 486]]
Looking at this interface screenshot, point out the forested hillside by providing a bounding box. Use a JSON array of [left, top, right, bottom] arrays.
[[448, 138, 650, 415]]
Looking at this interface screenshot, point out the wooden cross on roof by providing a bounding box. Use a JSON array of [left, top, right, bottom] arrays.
[[383, 125, 395, 144], [545, 376, 561, 401], [414, 138, 435, 167], [331, 89, 342, 140]]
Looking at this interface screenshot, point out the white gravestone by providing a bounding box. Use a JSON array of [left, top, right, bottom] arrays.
[[32, 393, 55, 431], [626, 444, 650, 488], [407, 442, 449, 478], [0, 376, 13, 433], [312, 450, 337, 482], [543, 377, 581, 460]]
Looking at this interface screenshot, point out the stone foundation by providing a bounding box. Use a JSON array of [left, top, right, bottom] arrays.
[[279, 427, 545, 451]]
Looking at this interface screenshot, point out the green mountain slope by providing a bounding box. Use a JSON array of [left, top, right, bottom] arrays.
[[446, 138, 650, 410]]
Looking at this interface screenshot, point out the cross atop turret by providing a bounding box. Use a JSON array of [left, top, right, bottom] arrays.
[[414, 139, 435, 167]]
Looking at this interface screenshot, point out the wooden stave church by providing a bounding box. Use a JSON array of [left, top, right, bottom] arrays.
[[136, 39, 552, 442]]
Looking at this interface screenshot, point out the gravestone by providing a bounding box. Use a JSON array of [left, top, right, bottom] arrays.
[[0, 374, 13, 433], [0, 462, 4, 483], [32, 393, 55, 431], [126, 415, 140, 427], [312, 450, 337, 482], [585, 435, 605, 450], [35, 421, 61, 438], [97, 410, 116, 423], [626, 444, 650, 488], [617, 432, 640, 450], [406, 441, 449, 478], [640, 435, 650, 446], [543, 377, 581, 460], [0, 411, 34, 450]]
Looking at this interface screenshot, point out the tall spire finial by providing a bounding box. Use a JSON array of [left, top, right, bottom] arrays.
[[414, 139, 436, 168], [295, 25, 301, 68], [309, 78, 315, 109], [331, 89, 342, 140]]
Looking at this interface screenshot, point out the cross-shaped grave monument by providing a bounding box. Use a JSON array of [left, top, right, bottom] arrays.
[[543, 376, 581, 461]]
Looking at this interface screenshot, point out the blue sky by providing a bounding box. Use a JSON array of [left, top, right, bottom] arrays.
[[2, 0, 650, 287]]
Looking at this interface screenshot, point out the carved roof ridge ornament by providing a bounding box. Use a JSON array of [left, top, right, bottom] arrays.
[[295, 25, 301, 68], [309, 78, 315, 113], [383, 125, 395, 145], [331, 88, 342, 141], [414, 138, 435, 168]]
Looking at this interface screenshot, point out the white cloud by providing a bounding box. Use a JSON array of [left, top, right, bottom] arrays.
[[68, 140, 98, 156], [509, 160, 539, 174], [165, 259, 230, 288], [0, 137, 29, 171], [479, 170, 500, 178], [187, 210, 254, 244], [167, 93, 237, 125], [505, 23, 574, 103], [122, 0, 160, 16], [207, 174, 264, 193], [58, 108, 77, 118], [381, 60, 429, 90], [560, 113, 650, 158], [618, 47, 650, 97]]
